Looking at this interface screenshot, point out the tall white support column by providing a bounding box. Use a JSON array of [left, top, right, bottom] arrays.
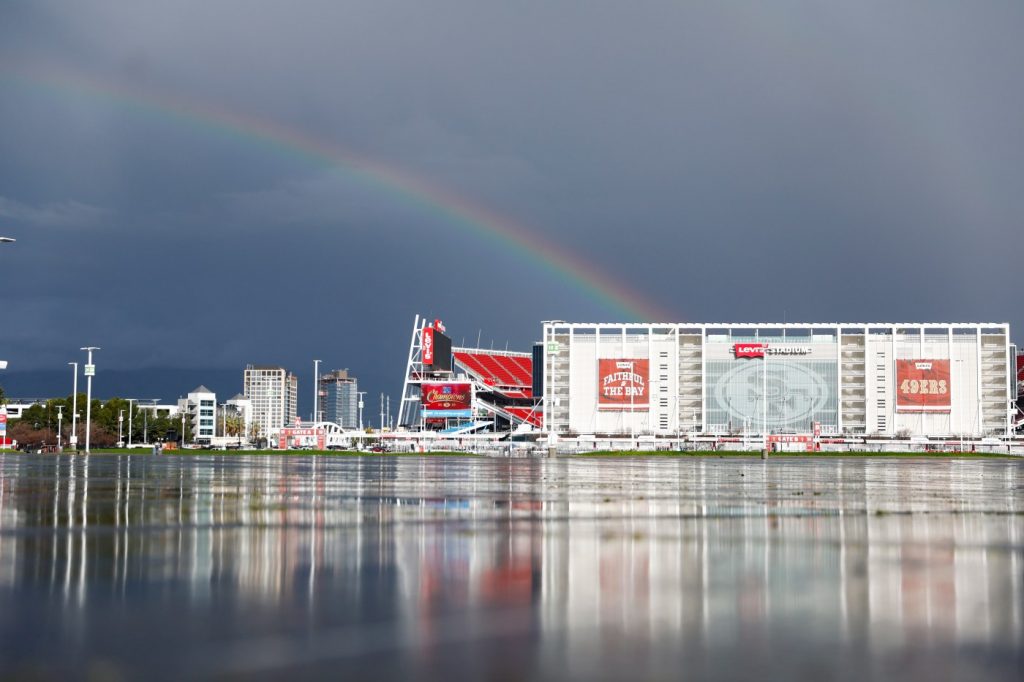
[[80, 347, 100, 454]]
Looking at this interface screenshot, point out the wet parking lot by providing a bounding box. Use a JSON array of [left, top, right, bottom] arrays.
[[0, 453, 1021, 680]]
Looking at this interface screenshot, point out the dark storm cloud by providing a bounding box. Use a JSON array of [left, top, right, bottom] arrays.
[[1, 1, 1023, 406]]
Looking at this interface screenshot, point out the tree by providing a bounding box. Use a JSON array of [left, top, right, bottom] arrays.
[[224, 414, 244, 438]]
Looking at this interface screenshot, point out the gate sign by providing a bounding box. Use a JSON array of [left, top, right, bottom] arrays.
[[598, 359, 649, 410], [279, 427, 326, 450], [896, 359, 951, 412]]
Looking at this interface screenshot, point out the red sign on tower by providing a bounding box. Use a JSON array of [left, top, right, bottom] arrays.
[[422, 327, 435, 365]]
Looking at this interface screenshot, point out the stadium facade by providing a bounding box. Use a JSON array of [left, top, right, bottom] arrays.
[[541, 322, 1014, 439]]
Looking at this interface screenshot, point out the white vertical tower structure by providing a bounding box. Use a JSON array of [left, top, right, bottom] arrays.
[[542, 322, 1013, 439], [397, 314, 425, 429], [80, 347, 99, 453]]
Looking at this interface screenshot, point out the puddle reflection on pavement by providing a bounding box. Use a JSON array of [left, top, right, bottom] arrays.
[[0, 454, 1021, 680]]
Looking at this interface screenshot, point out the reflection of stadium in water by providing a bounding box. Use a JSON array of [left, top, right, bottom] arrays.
[[0, 455, 1020, 679]]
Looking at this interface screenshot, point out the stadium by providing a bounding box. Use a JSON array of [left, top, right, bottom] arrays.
[[395, 317, 1022, 448], [540, 322, 1017, 444]]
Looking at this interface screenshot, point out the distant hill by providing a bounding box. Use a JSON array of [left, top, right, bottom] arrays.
[[1, 367, 243, 403]]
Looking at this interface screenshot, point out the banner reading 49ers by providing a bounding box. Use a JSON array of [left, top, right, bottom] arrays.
[[598, 359, 649, 410], [896, 359, 951, 412]]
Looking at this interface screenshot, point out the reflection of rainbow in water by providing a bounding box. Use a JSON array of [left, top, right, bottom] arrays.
[[0, 63, 675, 323]]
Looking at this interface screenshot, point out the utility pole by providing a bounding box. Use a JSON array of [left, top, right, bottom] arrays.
[[80, 347, 99, 454], [380, 393, 385, 431], [126, 398, 137, 447], [118, 409, 124, 447], [356, 391, 366, 431], [143, 399, 159, 444], [313, 359, 321, 423], [57, 405, 64, 450], [68, 362, 78, 450]]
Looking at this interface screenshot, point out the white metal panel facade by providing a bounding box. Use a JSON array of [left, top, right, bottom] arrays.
[[542, 322, 1011, 439]]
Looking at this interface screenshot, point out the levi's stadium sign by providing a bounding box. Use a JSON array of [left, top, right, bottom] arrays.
[[733, 343, 812, 358]]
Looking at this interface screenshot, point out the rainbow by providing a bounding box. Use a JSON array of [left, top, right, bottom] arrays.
[[0, 62, 676, 322]]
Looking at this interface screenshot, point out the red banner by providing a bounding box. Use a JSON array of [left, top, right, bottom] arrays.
[[598, 359, 649, 409], [422, 327, 435, 365], [896, 359, 951, 411], [421, 382, 472, 412], [734, 343, 766, 358]]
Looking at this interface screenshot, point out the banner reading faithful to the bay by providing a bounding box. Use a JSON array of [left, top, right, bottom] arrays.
[[895, 359, 951, 411], [598, 359, 649, 410]]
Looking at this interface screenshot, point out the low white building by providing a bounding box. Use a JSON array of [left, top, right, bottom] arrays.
[[183, 385, 217, 441]]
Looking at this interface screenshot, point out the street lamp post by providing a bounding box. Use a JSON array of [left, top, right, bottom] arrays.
[[313, 360, 321, 423], [118, 409, 124, 447], [80, 347, 99, 454], [57, 405, 63, 450], [142, 399, 159, 444], [356, 391, 366, 431], [126, 398, 137, 447], [68, 362, 78, 450]]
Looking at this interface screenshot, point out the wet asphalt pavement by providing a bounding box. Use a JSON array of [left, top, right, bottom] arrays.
[[0, 453, 1021, 680]]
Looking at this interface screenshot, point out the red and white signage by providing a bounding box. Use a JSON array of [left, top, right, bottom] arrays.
[[733, 343, 812, 358], [279, 427, 326, 450], [422, 327, 435, 365], [598, 359, 649, 410], [0, 411, 7, 436], [767, 434, 815, 452], [896, 359, 951, 412], [421, 382, 473, 413]]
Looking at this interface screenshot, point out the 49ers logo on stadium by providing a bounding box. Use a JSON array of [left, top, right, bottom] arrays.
[[733, 343, 812, 358]]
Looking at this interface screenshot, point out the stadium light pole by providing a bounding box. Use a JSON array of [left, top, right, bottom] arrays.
[[68, 362, 78, 450], [80, 347, 99, 454], [313, 359, 321, 423]]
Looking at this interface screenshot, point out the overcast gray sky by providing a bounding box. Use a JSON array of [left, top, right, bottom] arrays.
[[1, 1, 1022, 405]]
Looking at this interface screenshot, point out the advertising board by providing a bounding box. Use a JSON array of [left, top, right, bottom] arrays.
[[421, 382, 473, 418], [895, 359, 951, 412], [422, 327, 435, 365], [278, 427, 326, 450], [733, 343, 812, 358], [598, 359, 649, 410]]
